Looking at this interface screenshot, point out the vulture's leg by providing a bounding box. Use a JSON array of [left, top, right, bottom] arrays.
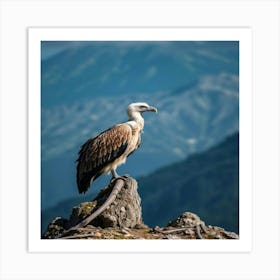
[[111, 168, 120, 179], [110, 168, 128, 185], [110, 168, 121, 184]]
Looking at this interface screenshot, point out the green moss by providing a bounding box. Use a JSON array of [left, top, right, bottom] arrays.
[[79, 201, 97, 215]]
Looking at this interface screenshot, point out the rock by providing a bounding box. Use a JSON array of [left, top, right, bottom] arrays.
[[134, 223, 149, 229], [68, 176, 144, 229], [168, 212, 205, 227], [43, 217, 68, 239], [94, 232, 102, 238], [69, 201, 97, 226]]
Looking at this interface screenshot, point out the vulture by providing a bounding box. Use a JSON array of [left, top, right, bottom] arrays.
[[76, 102, 157, 194]]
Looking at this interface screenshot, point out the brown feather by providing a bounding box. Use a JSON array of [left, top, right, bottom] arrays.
[[76, 124, 135, 194]]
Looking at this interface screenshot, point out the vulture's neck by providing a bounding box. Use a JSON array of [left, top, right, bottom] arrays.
[[128, 111, 144, 130]]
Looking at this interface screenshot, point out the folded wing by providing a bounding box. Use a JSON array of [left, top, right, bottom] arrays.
[[76, 124, 132, 194]]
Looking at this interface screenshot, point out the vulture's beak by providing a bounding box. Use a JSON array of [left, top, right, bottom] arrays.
[[147, 106, 158, 113]]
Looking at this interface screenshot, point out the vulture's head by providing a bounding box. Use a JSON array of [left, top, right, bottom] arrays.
[[127, 102, 158, 116]]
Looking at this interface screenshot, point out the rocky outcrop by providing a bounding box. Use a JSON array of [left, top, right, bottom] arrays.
[[68, 177, 143, 229], [43, 176, 239, 240]]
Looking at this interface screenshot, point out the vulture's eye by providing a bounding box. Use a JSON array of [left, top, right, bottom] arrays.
[[140, 105, 147, 109]]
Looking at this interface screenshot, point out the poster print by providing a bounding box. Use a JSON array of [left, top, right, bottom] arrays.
[[28, 27, 252, 252]]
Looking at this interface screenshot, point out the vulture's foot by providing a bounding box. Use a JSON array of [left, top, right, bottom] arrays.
[[110, 175, 127, 185]]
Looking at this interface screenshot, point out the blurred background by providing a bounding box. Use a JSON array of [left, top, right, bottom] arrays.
[[41, 41, 239, 235]]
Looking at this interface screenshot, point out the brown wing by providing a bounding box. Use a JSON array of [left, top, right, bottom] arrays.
[[76, 124, 132, 194]]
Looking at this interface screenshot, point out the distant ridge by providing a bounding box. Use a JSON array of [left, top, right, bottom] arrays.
[[138, 132, 239, 233]]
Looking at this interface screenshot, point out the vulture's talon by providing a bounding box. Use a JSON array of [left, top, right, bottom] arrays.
[[110, 176, 127, 185]]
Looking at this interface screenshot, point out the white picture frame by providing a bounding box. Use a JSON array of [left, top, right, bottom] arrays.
[[29, 27, 251, 253]]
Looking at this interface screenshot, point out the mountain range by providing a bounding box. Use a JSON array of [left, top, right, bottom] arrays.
[[41, 41, 239, 212]]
